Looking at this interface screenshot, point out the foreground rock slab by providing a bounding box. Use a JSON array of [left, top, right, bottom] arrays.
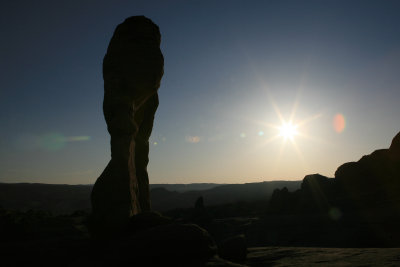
[[245, 247, 400, 266]]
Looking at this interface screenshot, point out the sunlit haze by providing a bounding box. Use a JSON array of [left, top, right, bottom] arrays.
[[1, 1, 399, 184]]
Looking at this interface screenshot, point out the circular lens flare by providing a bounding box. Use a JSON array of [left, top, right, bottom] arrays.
[[333, 113, 345, 133]]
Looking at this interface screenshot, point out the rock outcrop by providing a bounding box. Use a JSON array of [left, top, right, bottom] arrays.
[[268, 131, 400, 215], [264, 131, 400, 246], [335, 132, 400, 206], [389, 131, 400, 157], [91, 16, 164, 239]]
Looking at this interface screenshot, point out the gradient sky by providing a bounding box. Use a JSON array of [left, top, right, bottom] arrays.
[[1, 0, 400, 184]]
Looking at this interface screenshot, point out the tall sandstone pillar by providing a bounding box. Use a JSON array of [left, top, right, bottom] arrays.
[[91, 16, 164, 238]]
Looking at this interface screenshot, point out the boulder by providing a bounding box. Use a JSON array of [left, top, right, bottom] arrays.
[[127, 211, 172, 234], [115, 223, 217, 265], [218, 234, 247, 262]]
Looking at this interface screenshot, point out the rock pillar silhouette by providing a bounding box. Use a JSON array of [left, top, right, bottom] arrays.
[[91, 16, 163, 238]]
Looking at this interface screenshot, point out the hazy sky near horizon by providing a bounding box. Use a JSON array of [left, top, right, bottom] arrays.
[[1, 0, 399, 184]]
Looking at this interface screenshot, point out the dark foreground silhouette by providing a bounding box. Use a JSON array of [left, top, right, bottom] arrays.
[[1, 132, 400, 265], [91, 15, 164, 239], [260, 131, 400, 247], [0, 181, 301, 214]]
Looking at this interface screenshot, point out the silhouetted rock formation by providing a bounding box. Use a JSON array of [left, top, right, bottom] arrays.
[[264, 131, 400, 246], [267, 174, 336, 214], [269, 131, 400, 214], [335, 132, 400, 209], [189, 196, 212, 228], [127, 211, 172, 234], [389, 131, 400, 159], [91, 16, 164, 239]]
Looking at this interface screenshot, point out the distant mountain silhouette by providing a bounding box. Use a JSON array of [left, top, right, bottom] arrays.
[[0, 183, 92, 214], [0, 181, 301, 214], [150, 183, 220, 192], [152, 181, 301, 212]]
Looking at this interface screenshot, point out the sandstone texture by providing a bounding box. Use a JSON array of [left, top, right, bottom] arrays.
[[91, 16, 163, 239]]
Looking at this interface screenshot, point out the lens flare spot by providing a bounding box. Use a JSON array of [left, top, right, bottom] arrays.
[[66, 136, 91, 142], [333, 114, 345, 133], [258, 131, 264, 136], [186, 136, 200, 143], [153, 142, 158, 146], [240, 133, 246, 138], [40, 133, 66, 151]]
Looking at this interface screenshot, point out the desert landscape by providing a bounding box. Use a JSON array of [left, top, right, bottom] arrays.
[[1, 1, 400, 266], [1, 132, 400, 265]]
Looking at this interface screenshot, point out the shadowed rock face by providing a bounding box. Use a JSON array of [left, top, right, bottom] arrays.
[[91, 16, 163, 239], [268, 131, 400, 216], [263, 132, 400, 247], [335, 132, 400, 200], [389, 131, 400, 160]]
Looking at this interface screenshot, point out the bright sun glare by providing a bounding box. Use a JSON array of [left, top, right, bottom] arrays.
[[278, 122, 298, 140], [245, 91, 323, 162]]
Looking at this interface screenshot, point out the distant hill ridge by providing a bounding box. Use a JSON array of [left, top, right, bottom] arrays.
[[0, 181, 301, 214], [151, 181, 301, 212], [150, 183, 220, 192]]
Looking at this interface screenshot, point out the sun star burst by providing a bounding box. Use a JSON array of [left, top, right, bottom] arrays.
[[278, 122, 298, 140]]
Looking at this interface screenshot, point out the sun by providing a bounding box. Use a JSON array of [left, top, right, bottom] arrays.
[[278, 122, 298, 141], [243, 90, 323, 160]]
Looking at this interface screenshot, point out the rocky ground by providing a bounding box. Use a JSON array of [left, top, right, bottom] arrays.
[[3, 240, 400, 266], [1, 208, 400, 266], [206, 247, 400, 266], [2, 132, 400, 266], [244, 247, 400, 266]]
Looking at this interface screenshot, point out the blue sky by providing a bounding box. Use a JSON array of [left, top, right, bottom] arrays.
[[1, 0, 399, 184]]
